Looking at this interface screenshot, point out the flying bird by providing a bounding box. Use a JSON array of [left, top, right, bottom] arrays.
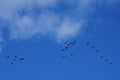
[[65, 47, 69, 49], [19, 58, 25, 61], [7, 56, 10, 58], [70, 54, 74, 56], [86, 42, 89, 45], [62, 49, 65, 51], [105, 59, 108, 61], [62, 55, 66, 58], [11, 62, 14, 64], [73, 41, 76, 43], [109, 63, 112, 64], [72, 41, 76, 45], [91, 46, 94, 48], [67, 44, 70, 46], [96, 50, 98, 52], [100, 56, 104, 58], [14, 56, 17, 58]]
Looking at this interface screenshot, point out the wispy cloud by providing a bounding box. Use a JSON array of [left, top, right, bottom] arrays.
[[55, 18, 84, 41], [0, 0, 119, 45]]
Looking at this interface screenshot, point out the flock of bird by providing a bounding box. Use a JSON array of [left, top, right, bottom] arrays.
[[61, 41, 112, 64], [6, 56, 25, 64], [62, 41, 77, 58], [0, 40, 112, 65]]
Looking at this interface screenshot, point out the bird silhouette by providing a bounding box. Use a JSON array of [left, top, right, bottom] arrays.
[[109, 63, 112, 64], [14, 56, 17, 58], [91, 46, 94, 48], [19, 58, 25, 61], [73, 41, 76, 43], [71, 41, 76, 45], [11, 62, 14, 64], [70, 54, 74, 56], [7, 56, 10, 58], [62, 49, 65, 51], [96, 50, 98, 52], [105, 59, 108, 61], [65, 47, 69, 49], [100, 56, 104, 58], [62, 55, 66, 58], [86, 42, 89, 45], [67, 44, 70, 46]]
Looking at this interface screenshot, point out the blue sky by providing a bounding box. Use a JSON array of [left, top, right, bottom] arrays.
[[0, 0, 120, 80]]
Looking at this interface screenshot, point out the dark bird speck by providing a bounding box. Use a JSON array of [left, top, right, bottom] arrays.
[[109, 63, 112, 64], [96, 50, 98, 52], [74, 41, 76, 43], [11, 62, 14, 64], [105, 59, 108, 61], [62, 49, 65, 51], [14, 56, 17, 58], [67, 44, 70, 46], [7, 56, 10, 59], [91, 46, 94, 48], [19, 58, 25, 61], [70, 54, 74, 56], [100, 56, 104, 58], [65, 47, 69, 49], [62, 56, 66, 58], [86, 42, 89, 45]]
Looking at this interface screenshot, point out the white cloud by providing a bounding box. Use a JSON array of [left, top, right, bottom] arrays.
[[9, 12, 60, 40], [0, 0, 86, 42], [0, 0, 119, 45], [55, 18, 83, 41], [10, 15, 36, 39]]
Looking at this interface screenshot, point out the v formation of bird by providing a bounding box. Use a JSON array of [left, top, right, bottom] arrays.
[[61, 41, 112, 65], [0, 40, 112, 65], [6, 56, 25, 64]]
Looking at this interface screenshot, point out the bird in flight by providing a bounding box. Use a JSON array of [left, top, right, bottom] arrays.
[[67, 44, 70, 46], [109, 63, 112, 64], [19, 58, 25, 61], [96, 50, 98, 52], [71, 41, 76, 45], [11, 62, 14, 64], [105, 59, 108, 61], [7, 56, 10, 59], [70, 54, 74, 56], [73, 41, 76, 43], [91, 46, 94, 48], [62, 55, 66, 58], [14, 56, 17, 58], [65, 47, 69, 49], [86, 42, 89, 45], [100, 56, 104, 58], [62, 49, 65, 51]]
